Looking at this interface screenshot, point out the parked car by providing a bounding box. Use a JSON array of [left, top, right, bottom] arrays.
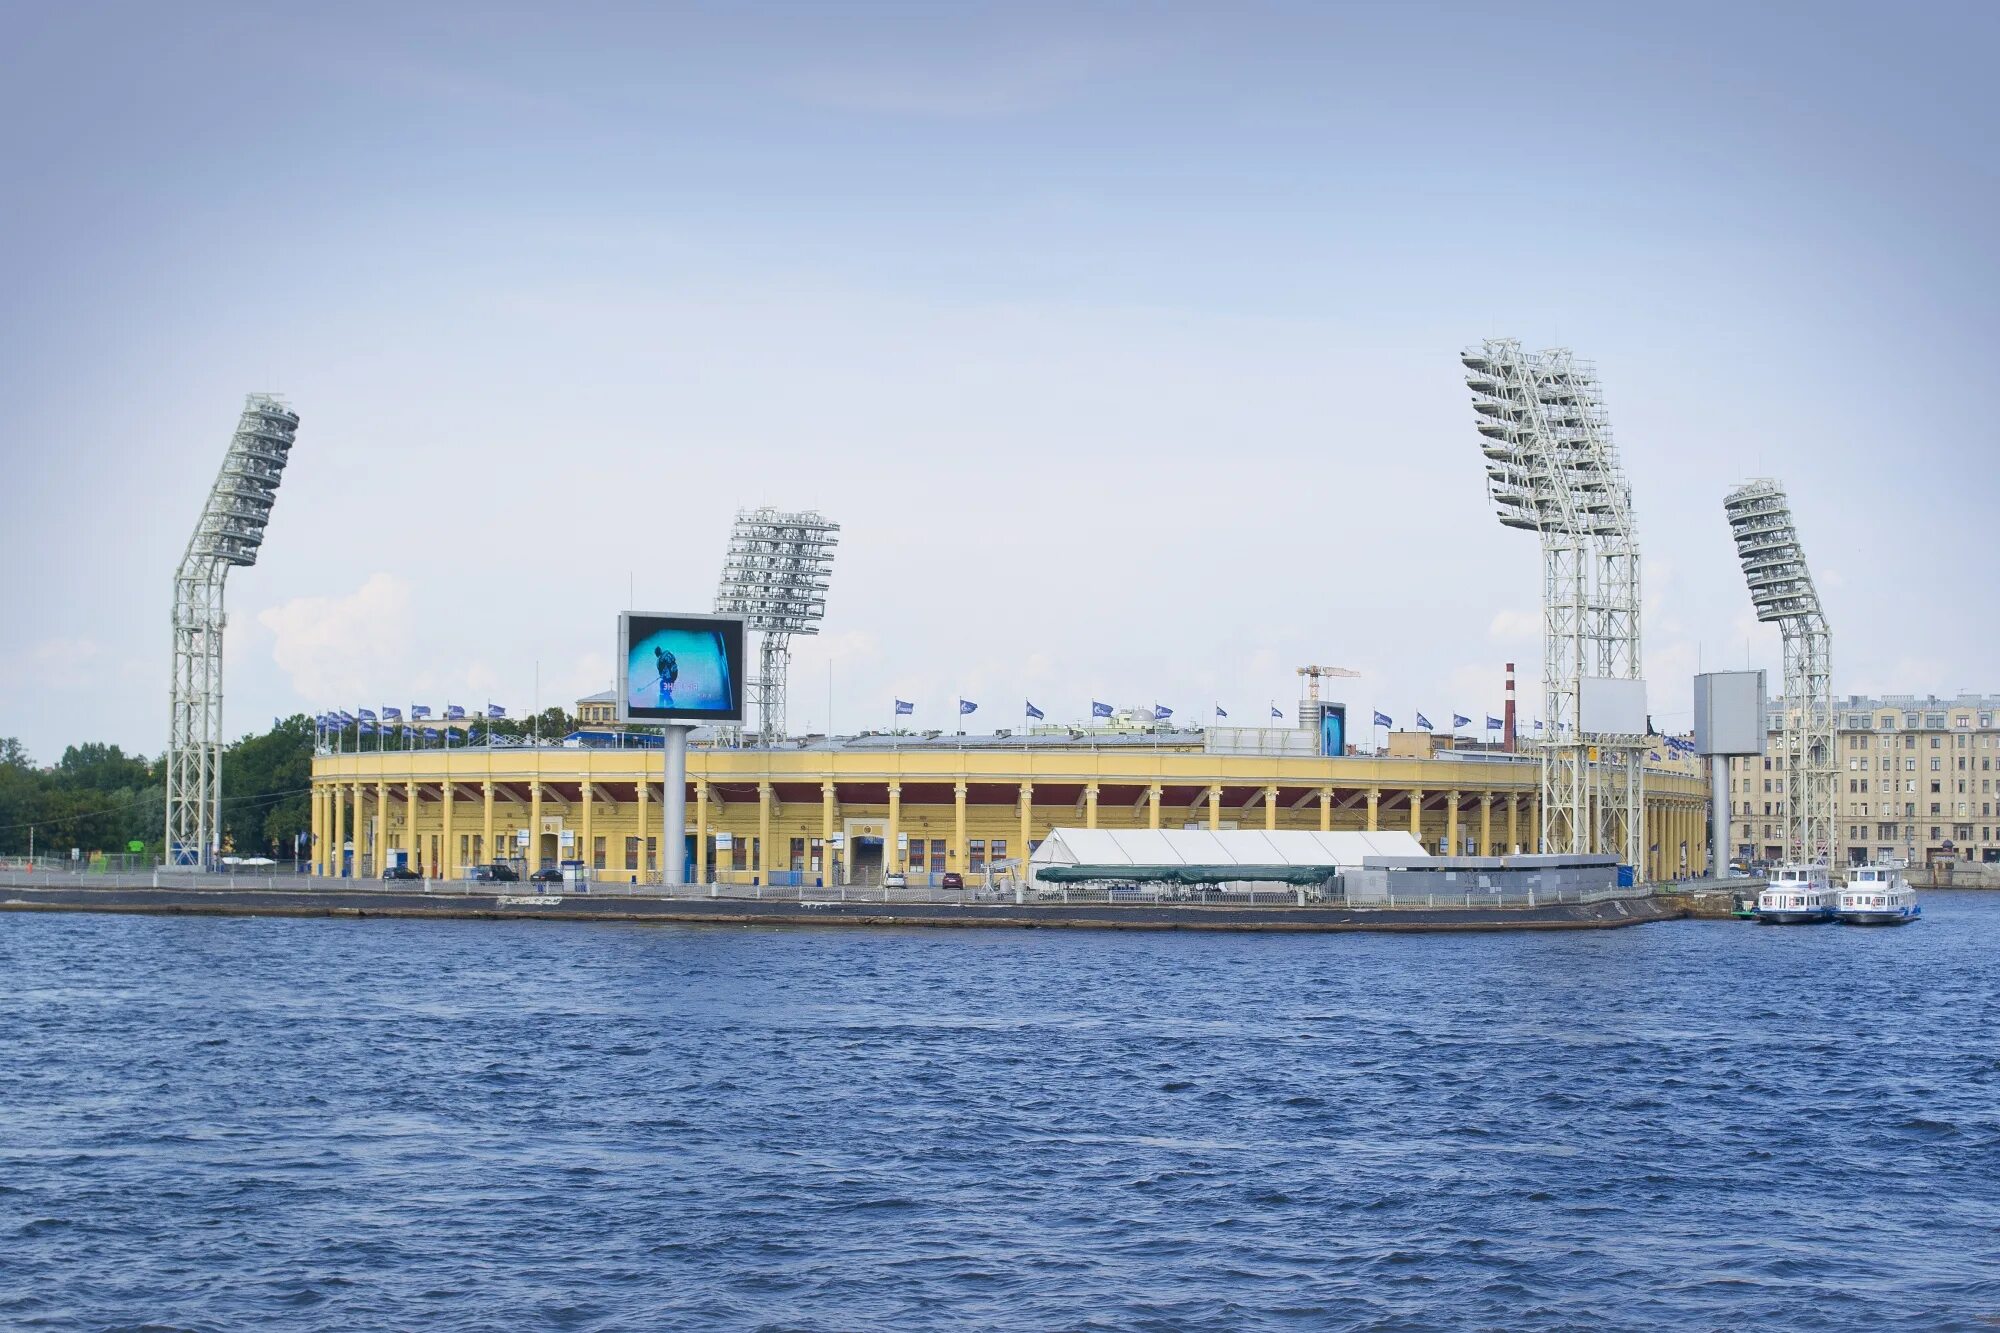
[[530, 867, 563, 885], [472, 863, 519, 883], [881, 872, 907, 889], [381, 865, 422, 882], [940, 871, 964, 890]]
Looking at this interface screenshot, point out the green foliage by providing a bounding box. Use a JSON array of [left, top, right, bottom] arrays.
[[0, 717, 314, 859]]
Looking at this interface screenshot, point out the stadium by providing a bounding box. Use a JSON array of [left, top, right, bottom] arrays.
[[308, 725, 1709, 888]]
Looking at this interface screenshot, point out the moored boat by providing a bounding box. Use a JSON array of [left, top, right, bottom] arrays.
[[1836, 863, 1921, 926], [1755, 863, 1835, 924]]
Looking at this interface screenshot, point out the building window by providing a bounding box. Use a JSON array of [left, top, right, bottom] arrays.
[[931, 839, 948, 872], [625, 836, 640, 870], [991, 838, 1007, 867], [592, 837, 605, 871], [789, 837, 806, 872], [969, 839, 985, 871]]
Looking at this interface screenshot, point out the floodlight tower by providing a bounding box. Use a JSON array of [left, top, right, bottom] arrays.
[[1724, 479, 1833, 867], [714, 507, 839, 744], [1463, 340, 1645, 869], [166, 395, 300, 866]]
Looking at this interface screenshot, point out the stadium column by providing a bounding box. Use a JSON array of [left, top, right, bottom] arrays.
[[1366, 787, 1380, 831], [757, 782, 772, 884], [1084, 783, 1098, 830], [634, 776, 647, 878], [374, 778, 388, 876], [1206, 784, 1222, 831], [1409, 789, 1425, 843], [1318, 787, 1331, 833], [332, 780, 348, 872], [1479, 794, 1493, 857], [1018, 783, 1033, 875], [407, 778, 420, 873], [821, 780, 835, 882], [309, 784, 323, 875], [1445, 791, 1460, 856], [1147, 784, 1161, 830], [441, 779, 455, 881], [887, 781, 902, 874], [579, 780, 593, 884], [1529, 797, 1541, 855], [1264, 785, 1278, 832], [482, 780, 495, 872], [953, 782, 968, 872], [528, 779, 543, 873], [695, 781, 709, 885], [1507, 793, 1519, 855]]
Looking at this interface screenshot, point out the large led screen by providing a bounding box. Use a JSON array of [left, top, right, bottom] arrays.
[[618, 612, 746, 724]]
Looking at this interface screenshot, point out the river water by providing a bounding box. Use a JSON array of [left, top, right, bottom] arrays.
[[2, 897, 1998, 1330]]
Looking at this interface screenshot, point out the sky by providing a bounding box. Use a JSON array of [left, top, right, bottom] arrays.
[[2, 1, 1995, 763]]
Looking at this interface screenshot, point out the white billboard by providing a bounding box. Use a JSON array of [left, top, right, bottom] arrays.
[[1694, 671, 1767, 755], [1579, 676, 1648, 737]]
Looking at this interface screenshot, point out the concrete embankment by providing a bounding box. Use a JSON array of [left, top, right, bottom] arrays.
[[0, 877, 1682, 933]]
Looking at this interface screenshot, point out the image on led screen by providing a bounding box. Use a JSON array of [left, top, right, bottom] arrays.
[[619, 614, 744, 723]]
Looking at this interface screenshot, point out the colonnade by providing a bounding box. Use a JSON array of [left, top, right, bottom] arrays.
[[306, 780, 1724, 880]]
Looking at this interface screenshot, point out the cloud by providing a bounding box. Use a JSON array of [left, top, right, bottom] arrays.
[[1489, 609, 1539, 643], [1, 637, 104, 692], [255, 574, 416, 702]]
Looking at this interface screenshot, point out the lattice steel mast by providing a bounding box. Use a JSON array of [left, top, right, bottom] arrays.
[[714, 508, 839, 744], [166, 395, 299, 866], [1725, 480, 1833, 867], [1464, 341, 1644, 868]]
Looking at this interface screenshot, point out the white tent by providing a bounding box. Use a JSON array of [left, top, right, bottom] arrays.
[[1028, 827, 1425, 886]]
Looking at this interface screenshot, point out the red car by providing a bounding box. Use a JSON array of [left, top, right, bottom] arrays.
[[940, 872, 964, 890]]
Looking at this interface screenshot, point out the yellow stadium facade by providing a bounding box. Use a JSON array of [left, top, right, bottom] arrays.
[[310, 739, 1709, 886]]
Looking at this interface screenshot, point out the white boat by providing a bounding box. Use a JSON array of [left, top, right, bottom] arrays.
[[1836, 864, 1921, 926], [1755, 864, 1835, 924]]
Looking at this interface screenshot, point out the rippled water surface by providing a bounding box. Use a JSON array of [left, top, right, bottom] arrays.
[[3, 897, 1999, 1330]]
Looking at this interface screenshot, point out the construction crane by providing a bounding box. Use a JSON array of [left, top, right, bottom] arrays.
[[1297, 665, 1360, 701]]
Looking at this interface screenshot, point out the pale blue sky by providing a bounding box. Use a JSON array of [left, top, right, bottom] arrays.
[[2, 2, 1994, 760]]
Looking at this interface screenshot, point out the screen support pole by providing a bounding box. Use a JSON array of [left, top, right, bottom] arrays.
[[663, 724, 691, 888], [1709, 756, 1731, 880]]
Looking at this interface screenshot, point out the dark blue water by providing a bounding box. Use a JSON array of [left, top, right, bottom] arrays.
[[3, 899, 1998, 1331]]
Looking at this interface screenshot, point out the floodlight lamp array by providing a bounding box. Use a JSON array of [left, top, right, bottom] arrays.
[[190, 395, 299, 568], [714, 508, 840, 634], [1462, 343, 1630, 539], [1724, 480, 1822, 624]]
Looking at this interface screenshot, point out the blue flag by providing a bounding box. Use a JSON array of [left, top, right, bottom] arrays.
[[894, 699, 914, 715], [359, 721, 377, 736], [1452, 713, 1470, 729], [422, 726, 439, 740], [1025, 701, 1044, 720], [1373, 710, 1393, 728], [959, 699, 977, 715], [1534, 720, 1544, 731], [357, 708, 377, 721], [382, 706, 403, 721], [1270, 706, 1284, 719], [487, 704, 507, 719], [446, 705, 466, 721], [1417, 713, 1434, 731], [1153, 705, 1172, 721], [411, 705, 432, 719], [1486, 715, 1503, 730], [1092, 701, 1113, 718], [400, 726, 415, 740], [1215, 704, 1228, 719]]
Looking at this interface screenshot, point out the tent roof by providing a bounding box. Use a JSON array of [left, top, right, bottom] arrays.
[[1029, 827, 1425, 871]]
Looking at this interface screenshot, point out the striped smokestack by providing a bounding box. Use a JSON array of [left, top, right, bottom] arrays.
[[1504, 662, 1517, 752]]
